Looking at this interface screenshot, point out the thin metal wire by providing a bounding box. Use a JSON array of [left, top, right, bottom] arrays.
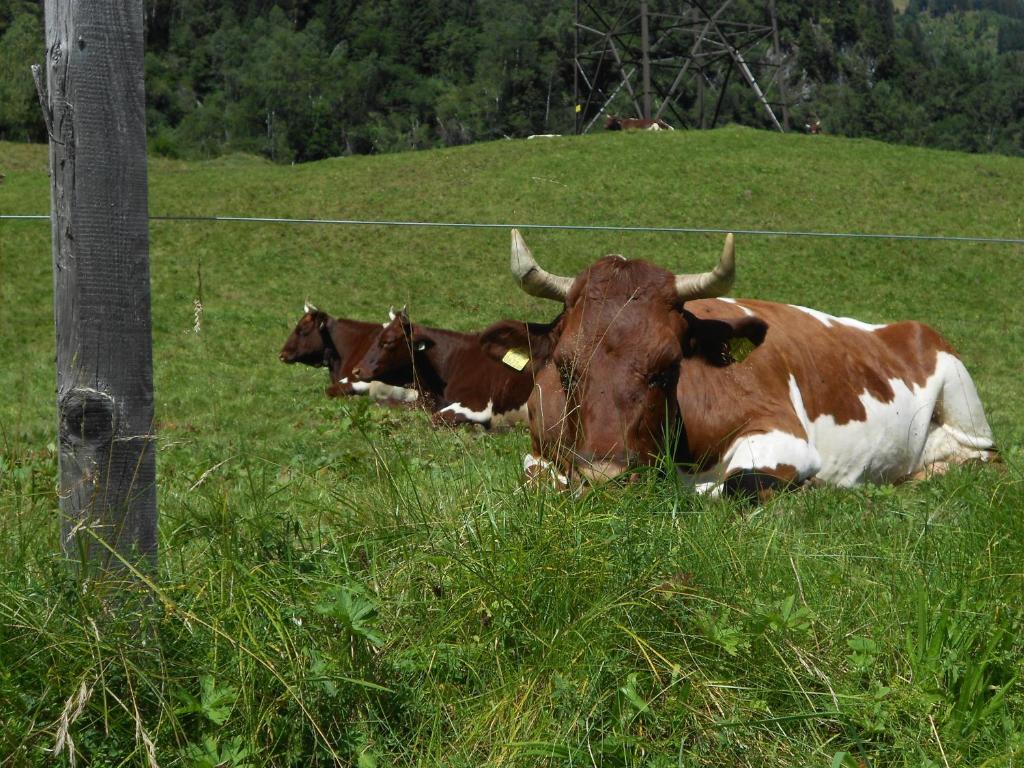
[[2, 213, 1023, 245]]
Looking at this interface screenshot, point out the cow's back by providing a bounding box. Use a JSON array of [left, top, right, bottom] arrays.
[[679, 298, 993, 486]]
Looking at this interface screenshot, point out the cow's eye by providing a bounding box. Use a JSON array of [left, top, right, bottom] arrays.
[[557, 362, 575, 392], [648, 369, 674, 390]]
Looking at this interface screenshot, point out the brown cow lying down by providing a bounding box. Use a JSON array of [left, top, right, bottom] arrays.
[[477, 230, 998, 498], [351, 308, 550, 429], [605, 115, 674, 131], [279, 303, 418, 402]]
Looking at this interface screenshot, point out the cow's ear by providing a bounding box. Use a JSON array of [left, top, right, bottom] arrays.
[[479, 319, 558, 371], [411, 333, 433, 353], [682, 310, 768, 367]]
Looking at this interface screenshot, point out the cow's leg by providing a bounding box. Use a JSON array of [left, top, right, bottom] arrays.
[[366, 381, 420, 405], [722, 464, 801, 503], [326, 381, 354, 397], [431, 400, 494, 429], [922, 353, 998, 467], [327, 376, 373, 398], [697, 430, 821, 500], [522, 453, 571, 490]]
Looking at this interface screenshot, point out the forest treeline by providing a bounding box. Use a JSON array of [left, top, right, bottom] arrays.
[[2, 0, 1023, 161]]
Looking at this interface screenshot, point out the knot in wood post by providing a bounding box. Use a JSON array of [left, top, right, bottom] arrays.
[[59, 387, 116, 448]]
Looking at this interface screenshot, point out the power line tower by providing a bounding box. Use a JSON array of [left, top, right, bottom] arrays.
[[573, 0, 790, 134]]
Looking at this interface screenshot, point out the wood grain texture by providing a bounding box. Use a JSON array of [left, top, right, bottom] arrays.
[[44, 0, 157, 570]]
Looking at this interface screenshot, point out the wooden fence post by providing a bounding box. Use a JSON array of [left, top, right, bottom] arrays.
[[37, 0, 157, 573]]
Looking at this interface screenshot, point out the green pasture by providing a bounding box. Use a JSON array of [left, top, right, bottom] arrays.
[[1, 127, 1022, 766]]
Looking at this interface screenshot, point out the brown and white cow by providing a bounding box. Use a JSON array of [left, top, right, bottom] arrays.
[[479, 230, 998, 496], [279, 304, 418, 402], [605, 115, 674, 131], [351, 309, 549, 429]]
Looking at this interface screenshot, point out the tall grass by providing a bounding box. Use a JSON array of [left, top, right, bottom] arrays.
[[2, 412, 1021, 765]]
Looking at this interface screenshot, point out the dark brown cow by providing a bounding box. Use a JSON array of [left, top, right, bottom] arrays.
[[279, 304, 418, 402], [605, 115, 674, 131], [351, 309, 549, 428], [479, 230, 998, 496]]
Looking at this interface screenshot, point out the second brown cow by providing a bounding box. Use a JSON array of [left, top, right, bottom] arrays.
[[351, 308, 552, 428]]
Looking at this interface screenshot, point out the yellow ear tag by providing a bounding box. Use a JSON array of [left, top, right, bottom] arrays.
[[501, 347, 530, 371], [730, 337, 756, 363]]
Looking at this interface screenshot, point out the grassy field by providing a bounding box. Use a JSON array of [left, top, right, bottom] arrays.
[[1, 127, 1023, 767]]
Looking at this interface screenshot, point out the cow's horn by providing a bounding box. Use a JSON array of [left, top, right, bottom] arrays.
[[510, 229, 574, 302], [674, 233, 736, 300], [304, 300, 318, 313]]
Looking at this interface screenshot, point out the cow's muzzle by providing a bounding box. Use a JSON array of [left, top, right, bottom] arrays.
[[574, 458, 630, 486]]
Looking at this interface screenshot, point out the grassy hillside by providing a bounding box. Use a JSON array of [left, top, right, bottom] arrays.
[[1, 128, 1023, 767]]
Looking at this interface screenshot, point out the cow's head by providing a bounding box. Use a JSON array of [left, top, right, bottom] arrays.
[[280, 302, 332, 366], [480, 230, 766, 485], [351, 307, 419, 382]]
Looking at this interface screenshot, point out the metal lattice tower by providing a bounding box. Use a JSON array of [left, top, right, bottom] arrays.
[[573, 0, 790, 134]]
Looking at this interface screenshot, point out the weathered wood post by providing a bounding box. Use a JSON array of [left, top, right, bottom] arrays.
[[36, 0, 157, 574]]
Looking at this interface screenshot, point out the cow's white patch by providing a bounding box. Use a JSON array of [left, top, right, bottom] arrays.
[[439, 399, 494, 424], [790, 353, 993, 485], [349, 380, 371, 394], [723, 430, 823, 479], [719, 297, 755, 317], [683, 352, 994, 492], [789, 304, 886, 332]]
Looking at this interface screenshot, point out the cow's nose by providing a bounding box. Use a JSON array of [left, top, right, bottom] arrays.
[[279, 353, 289, 362], [574, 457, 629, 485]]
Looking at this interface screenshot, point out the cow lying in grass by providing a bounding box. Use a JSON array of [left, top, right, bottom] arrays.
[[605, 115, 674, 131], [351, 308, 548, 429], [279, 304, 418, 403], [478, 230, 998, 498]]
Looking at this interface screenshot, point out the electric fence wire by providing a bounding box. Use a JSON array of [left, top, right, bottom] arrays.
[[2, 213, 1023, 246]]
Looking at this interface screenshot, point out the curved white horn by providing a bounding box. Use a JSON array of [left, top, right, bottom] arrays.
[[304, 300, 318, 313], [674, 233, 736, 300], [510, 229, 574, 302]]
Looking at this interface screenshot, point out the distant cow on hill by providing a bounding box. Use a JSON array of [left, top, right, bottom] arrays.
[[351, 308, 550, 429], [279, 304, 418, 402], [605, 115, 674, 131]]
